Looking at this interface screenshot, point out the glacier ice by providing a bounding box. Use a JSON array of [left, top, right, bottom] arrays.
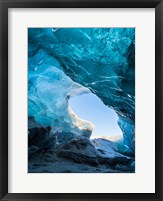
[[28, 28, 135, 160]]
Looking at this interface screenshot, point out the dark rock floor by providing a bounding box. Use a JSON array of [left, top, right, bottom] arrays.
[[28, 137, 135, 173]]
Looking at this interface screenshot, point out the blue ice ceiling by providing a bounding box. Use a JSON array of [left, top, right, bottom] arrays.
[[28, 28, 135, 152]]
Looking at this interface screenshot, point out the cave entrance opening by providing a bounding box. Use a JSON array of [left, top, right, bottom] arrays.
[[69, 93, 122, 139]]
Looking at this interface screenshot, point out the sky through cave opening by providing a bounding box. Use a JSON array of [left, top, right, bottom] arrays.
[[69, 93, 123, 139]]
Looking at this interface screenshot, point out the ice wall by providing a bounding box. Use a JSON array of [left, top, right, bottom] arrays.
[[28, 28, 135, 151]]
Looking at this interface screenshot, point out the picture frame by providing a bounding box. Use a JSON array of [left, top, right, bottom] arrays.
[[0, 0, 162, 200]]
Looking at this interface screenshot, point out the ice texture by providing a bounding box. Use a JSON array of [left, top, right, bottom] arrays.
[[28, 28, 135, 152]]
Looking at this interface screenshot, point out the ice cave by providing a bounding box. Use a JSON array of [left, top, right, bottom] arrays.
[[28, 28, 135, 173]]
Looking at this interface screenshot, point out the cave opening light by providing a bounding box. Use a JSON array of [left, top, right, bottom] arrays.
[[69, 92, 123, 140]]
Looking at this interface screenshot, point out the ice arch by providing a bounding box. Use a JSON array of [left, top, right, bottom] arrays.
[[28, 28, 135, 153], [69, 93, 122, 138]]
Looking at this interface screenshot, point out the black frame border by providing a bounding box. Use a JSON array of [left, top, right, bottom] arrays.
[[0, 0, 162, 200]]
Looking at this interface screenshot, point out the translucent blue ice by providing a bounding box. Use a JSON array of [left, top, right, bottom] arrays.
[[28, 28, 135, 151]]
